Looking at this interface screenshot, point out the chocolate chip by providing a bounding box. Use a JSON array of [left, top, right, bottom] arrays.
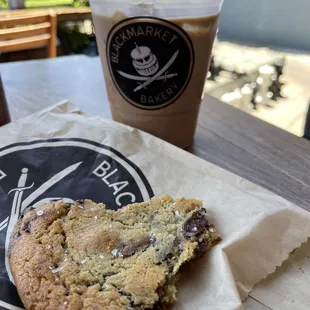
[[165, 253, 174, 262], [156, 286, 166, 299], [118, 288, 134, 304], [14, 232, 21, 239], [24, 223, 31, 233], [121, 236, 150, 258], [62, 243, 69, 253], [153, 302, 164, 310], [182, 209, 209, 239], [196, 238, 209, 254], [77, 199, 84, 204], [19, 206, 34, 219], [155, 286, 171, 309]]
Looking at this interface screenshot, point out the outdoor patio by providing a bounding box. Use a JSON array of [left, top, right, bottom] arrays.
[[208, 41, 310, 137]]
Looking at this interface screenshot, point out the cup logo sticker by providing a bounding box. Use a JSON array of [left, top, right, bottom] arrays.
[[107, 17, 194, 110]]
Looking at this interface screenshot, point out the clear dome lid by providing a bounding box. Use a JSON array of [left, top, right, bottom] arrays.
[[90, 0, 223, 18]]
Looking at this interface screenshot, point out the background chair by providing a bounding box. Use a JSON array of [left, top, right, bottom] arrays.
[[0, 11, 57, 58]]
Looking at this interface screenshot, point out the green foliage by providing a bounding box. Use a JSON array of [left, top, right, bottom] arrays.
[[73, 0, 89, 7], [0, 0, 8, 9], [58, 21, 92, 54], [25, 0, 73, 7]]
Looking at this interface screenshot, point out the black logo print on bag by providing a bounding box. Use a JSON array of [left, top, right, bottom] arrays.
[[107, 17, 194, 110], [0, 139, 153, 309]]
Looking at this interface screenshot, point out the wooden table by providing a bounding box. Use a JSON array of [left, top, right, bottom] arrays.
[[0, 7, 91, 22], [1, 55, 310, 310]]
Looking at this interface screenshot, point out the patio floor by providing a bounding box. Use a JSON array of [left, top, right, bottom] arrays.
[[207, 41, 310, 137]]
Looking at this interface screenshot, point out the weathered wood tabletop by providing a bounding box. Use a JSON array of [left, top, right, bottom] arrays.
[[1, 55, 310, 310]]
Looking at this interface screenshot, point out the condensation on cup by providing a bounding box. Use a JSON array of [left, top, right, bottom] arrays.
[[90, 0, 223, 148]]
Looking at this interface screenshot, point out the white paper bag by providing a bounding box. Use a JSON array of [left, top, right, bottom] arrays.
[[0, 101, 309, 310]]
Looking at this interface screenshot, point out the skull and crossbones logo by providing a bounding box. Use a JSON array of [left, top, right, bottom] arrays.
[[117, 43, 179, 93], [131, 44, 159, 76]]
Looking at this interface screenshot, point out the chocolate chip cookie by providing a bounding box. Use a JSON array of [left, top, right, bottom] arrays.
[[9, 195, 220, 310]]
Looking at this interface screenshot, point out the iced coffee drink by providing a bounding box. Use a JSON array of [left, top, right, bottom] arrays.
[[90, 1, 222, 148]]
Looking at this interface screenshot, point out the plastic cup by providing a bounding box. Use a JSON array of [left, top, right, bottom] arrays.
[[90, 0, 223, 148]]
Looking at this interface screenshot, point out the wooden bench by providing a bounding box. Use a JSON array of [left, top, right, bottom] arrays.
[[0, 7, 92, 22], [0, 11, 57, 58]]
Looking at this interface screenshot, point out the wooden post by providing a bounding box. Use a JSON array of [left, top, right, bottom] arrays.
[[48, 10, 57, 58]]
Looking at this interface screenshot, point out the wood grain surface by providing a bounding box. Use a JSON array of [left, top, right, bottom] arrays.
[[1, 56, 310, 310], [0, 11, 57, 57]]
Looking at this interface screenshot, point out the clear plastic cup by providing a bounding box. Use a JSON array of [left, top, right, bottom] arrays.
[[90, 0, 223, 148]]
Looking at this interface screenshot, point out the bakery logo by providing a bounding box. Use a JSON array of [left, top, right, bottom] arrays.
[[0, 138, 153, 309], [107, 17, 194, 110]]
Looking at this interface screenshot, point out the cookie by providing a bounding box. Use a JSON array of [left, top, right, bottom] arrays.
[[9, 195, 220, 310]]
